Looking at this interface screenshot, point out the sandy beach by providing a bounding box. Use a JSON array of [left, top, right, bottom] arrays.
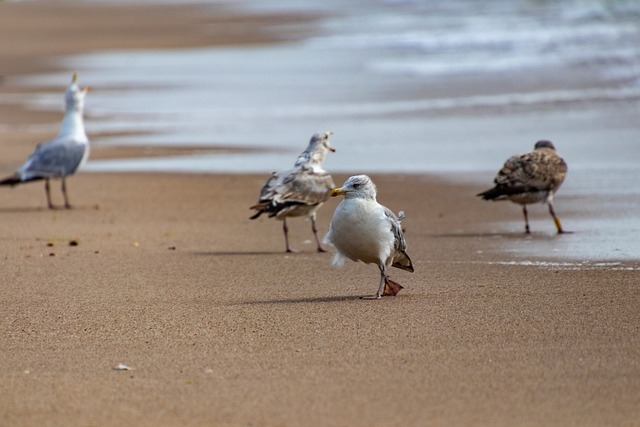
[[1, 2, 639, 427]]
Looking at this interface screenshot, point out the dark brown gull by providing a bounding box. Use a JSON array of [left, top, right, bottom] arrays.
[[477, 140, 568, 234]]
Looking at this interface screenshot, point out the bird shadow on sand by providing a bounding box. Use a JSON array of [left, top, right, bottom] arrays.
[[193, 250, 297, 257], [430, 231, 572, 240], [0, 204, 99, 214], [0, 206, 47, 214], [229, 294, 365, 306], [194, 250, 331, 257]]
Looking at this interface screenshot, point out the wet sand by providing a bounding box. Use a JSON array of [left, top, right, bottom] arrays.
[[1, 2, 639, 427]]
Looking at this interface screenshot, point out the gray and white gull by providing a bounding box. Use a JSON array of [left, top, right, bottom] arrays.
[[324, 175, 414, 299], [250, 131, 335, 252], [0, 72, 90, 209]]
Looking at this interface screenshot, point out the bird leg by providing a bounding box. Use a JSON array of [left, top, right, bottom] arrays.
[[522, 205, 530, 234], [62, 177, 72, 209], [360, 274, 385, 299], [44, 179, 55, 209], [283, 218, 295, 253], [548, 201, 568, 234], [362, 267, 385, 299], [311, 214, 326, 253], [363, 264, 402, 300]]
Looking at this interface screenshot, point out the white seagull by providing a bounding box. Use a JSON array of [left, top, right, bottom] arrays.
[[250, 131, 335, 252], [477, 140, 568, 234], [0, 72, 90, 209], [324, 175, 414, 299]]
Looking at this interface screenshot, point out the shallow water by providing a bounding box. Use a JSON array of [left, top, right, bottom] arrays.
[[8, 0, 640, 261], [17, 0, 640, 173]]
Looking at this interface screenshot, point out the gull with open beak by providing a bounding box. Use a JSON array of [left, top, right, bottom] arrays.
[[0, 72, 90, 209], [250, 131, 336, 252]]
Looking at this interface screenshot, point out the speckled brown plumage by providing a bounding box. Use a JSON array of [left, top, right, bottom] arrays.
[[478, 140, 568, 234]]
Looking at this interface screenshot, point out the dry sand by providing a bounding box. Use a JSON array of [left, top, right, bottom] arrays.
[[1, 2, 639, 427]]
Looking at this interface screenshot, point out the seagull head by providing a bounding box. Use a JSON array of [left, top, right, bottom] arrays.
[[534, 140, 555, 151], [330, 175, 377, 200], [65, 72, 90, 113], [315, 131, 336, 153], [295, 131, 335, 168]]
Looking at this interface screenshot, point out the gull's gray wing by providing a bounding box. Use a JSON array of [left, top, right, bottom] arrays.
[[255, 171, 282, 201], [20, 137, 87, 180], [384, 206, 414, 272], [276, 167, 334, 206], [250, 167, 334, 218]]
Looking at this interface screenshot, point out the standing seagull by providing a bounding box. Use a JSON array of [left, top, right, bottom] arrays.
[[324, 175, 414, 299], [0, 72, 90, 209], [477, 140, 568, 234], [250, 131, 335, 252]]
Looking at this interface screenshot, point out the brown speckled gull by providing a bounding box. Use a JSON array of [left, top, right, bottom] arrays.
[[477, 140, 568, 234]]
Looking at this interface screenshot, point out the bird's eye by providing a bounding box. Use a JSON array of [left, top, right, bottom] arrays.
[[352, 183, 360, 189]]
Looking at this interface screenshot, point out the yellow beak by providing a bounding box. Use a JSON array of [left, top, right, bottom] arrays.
[[71, 72, 91, 92], [330, 188, 346, 197]]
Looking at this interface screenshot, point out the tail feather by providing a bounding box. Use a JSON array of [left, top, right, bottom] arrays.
[[392, 250, 414, 273], [0, 174, 25, 187], [477, 186, 507, 200], [249, 202, 267, 220], [249, 200, 304, 220], [478, 184, 540, 200], [249, 210, 263, 220]]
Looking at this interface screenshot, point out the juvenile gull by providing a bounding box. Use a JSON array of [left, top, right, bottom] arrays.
[[0, 72, 90, 209], [250, 131, 335, 252], [477, 140, 568, 234], [324, 175, 414, 299]]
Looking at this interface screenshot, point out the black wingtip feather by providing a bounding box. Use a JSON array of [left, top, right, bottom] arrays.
[[477, 187, 503, 200], [249, 210, 263, 220], [478, 184, 535, 200], [0, 176, 23, 187]]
